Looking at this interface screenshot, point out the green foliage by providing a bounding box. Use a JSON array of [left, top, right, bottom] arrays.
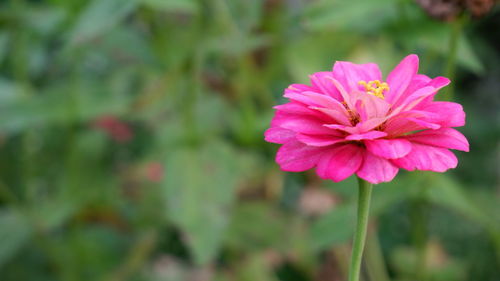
[[163, 141, 245, 265], [0, 210, 31, 267], [0, 0, 498, 280]]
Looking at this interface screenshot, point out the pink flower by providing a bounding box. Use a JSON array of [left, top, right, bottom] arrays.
[[93, 115, 133, 143], [145, 162, 164, 183], [265, 54, 469, 184]]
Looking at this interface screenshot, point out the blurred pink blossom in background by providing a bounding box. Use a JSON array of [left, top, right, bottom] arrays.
[[93, 115, 133, 143]]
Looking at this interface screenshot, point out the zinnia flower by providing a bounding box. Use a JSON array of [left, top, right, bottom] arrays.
[[265, 54, 469, 184]]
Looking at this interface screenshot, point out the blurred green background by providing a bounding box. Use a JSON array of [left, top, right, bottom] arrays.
[[0, 0, 498, 280]]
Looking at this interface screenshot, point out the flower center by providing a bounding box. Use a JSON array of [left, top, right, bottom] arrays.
[[358, 80, 389, 99]]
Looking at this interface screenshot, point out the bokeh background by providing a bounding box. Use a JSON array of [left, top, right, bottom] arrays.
[[0, 0, 498, 280]]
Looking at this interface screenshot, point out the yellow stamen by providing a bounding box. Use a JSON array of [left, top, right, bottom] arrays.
[[358, 80, 389, 99]]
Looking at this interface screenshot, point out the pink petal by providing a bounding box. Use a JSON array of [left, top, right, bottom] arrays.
[[272, 111, 333, 135], [362, 63, 384, 81], [332, 61, 382, 93], [346, 131, 387, 140], [310, 106, 351, 126], [403, 74, 432, 96], [384, 115, 440, 137], [357, 151, 399, 184], [285, 84, 315, 94], [355, 99, 368, 121], [264, 127, 295, 144], [416, 101, 465, 127], [276, 140, 325, 172], [391, 86, 436, 115], [428, 76, 451, 87], [393, 76, 450, 109], [284, 91, 338, 108], [316, 144, 363, 182], [391, 143, 458, 172], [385, 54, 419, 104], [405, 128, 469, 152], [352, 91, 391, 120], [284, 91, 351, 125], [274, 102, 319, 116], [309, 72, 342, 100], [296, 133, 345, 147], [365, 138, 412, 159], [393, 77, 450, 113], [324, 124, 361, 134], [356, 117, 388, 132], [326, 118, 388, 135], [418, 76, 451, 105], [405, 118, 440, 129], [327, 77, 354, 109]]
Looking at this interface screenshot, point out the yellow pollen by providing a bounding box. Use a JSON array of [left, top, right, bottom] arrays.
[[358, 80, 389, 99]]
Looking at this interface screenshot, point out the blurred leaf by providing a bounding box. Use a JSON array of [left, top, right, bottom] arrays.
[[194, 94, 231, 137], [163, 141, 243, 265], [390, 244, 467, 281], [140, 0, 199, 13], [303, 0, 397, 32], [225, 202, 289, 252], [0, 32, 9, 65], [69, 0, 137, 46], [371, 173, 419, 216], [145, 257, 190, 281], [396, 19, 484, 74], [62, 225, 128, 276], [231, 253, 279, 281], [0, 210, 31, 268], [311, 174, 419, 253], [100, 27, 156, 65], [0, 78, 20, 103], [0, 82, 131, 134], [309, 204, 356, 252], [206, 34, 271, 56], [225, 0, 263, 32], [456, 35, 484, 74], [425, 173, 495, 229], [23, 7, 66, 35], [286, 31, 358, 83]]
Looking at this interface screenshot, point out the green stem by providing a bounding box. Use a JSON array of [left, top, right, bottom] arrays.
[[443, 15, 466, 101], [411, 199, 428, 281], [365, 229, 390, 281], [348, 177, 374, 281]]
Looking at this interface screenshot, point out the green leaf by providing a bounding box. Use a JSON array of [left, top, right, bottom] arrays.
[[23, 7, 66, 36], [163, 141, 242, 265], [0, 81, 132, 134], [371, 173, 419, 216], [140, 0, 199, 13], [225, 0, 263, 32], [303, 0, 397, 32], [456, 35, 484, 74], [309, 204, 356, 252], [425, 173, 494, 229], [395, 19, 484, 74], [225, 202, 289, 253], [286, 31, 359, 84], [232, 253, 280, 281], [0, 32, 9, 65], [0, 210, 32, 268], [69, 0, 137, 46]]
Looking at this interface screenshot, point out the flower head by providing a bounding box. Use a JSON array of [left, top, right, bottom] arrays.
[[265, 54, 469, 184]]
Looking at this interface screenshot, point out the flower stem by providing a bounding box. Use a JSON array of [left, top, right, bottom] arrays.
[[348, 177, 373, 281], [365, 229, 390, 281], [443, 15, 466, 101], [411, 199, 428, 281]]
